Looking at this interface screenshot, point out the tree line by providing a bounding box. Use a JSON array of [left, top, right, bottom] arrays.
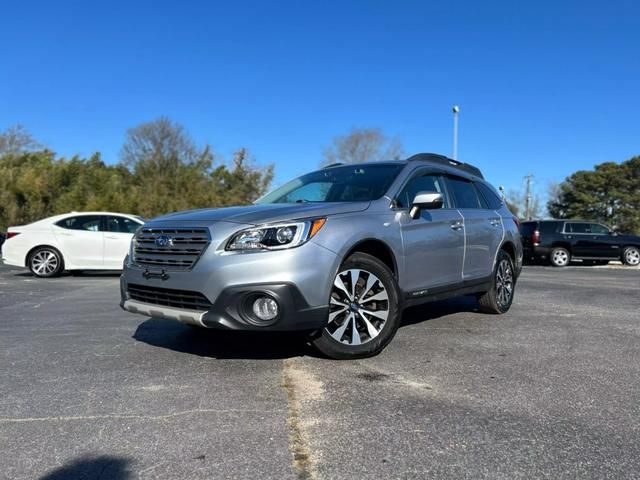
[[1, 121, 637, 234], [0, 118, 273, 231]]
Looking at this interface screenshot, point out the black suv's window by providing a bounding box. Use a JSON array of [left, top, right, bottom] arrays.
[[540, 222, 562, 234], [257, 164, 404, 204], [446, 176, 482, 209], [396, 174, 448, 208], [475, 182, 503, 209], [567, 223, 591, 233], [520, 222, 536, 236], [589, 224, 610, 235], [56, 215, 104, 232], [106, 216, 141, 234]]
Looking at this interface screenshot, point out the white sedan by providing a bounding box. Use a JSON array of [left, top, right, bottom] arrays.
[[1, 212, 144, 277]]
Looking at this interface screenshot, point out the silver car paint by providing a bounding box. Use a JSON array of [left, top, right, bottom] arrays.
[[121, 159, 523, 325]]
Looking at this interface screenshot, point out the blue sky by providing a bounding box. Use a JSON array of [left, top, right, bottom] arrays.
[[1, 1, 638, 201]]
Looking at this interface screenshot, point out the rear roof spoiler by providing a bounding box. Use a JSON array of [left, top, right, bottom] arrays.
[[406, 153, 484, 179]]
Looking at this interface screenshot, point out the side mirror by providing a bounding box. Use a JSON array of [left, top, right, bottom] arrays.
[[409, 191, 444, 219]]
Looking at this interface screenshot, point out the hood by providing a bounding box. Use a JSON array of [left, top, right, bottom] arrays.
[[616, 233, 640, 242], [149, 202, 370, 226]]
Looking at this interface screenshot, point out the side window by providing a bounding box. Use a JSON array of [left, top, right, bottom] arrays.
[[475, 182, 503, 209], [567, 223, 589, 233], [446, 176, 482, 209], [56, 215, 104, 232], [589, 224, 610, 235], [107, 216, 141, 234], [396, 173, 447, 208]]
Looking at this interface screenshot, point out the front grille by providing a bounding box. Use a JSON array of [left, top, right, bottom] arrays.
[[133, 228, 210, 270], [127, 283, 213, 311]]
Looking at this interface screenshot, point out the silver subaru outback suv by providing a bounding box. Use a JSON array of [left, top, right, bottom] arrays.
[[120, 153, 522, 359]]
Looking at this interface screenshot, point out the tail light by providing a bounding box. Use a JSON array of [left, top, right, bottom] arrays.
[[6, 232, 20, 239], [532, 230, 540, 245]]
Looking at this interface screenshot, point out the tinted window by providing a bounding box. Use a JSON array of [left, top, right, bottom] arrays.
[[540, 222, 561, 234], [590, 224, 610, 234], [396, 174, 447, 208], [107, 216, 141, 234], [447, 177, 482, 209], [256, 164, 404, 204], [567, 223, 590, 233], [57, 215, 104, 232], [520, 222, 537, 236], [475, 182, 503, 209]]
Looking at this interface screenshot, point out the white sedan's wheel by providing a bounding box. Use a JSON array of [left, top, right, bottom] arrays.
[[29, 247, 64, 278]]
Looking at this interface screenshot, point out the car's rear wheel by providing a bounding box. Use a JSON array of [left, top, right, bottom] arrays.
[[622, 246, 640, 266], [478, 250, 516, 314], [310, 253, 401, 360], [28, 247, 64, 278], [550, 247, 570, 267]]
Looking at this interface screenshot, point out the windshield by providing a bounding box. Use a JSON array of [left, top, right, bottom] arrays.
[[256, 164, 404, 204]]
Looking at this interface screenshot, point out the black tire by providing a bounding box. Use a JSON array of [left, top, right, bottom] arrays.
[[622, 246, 640, 266], [310, 252, 401, 360], [28, 246, 65, 278], [550, 247, 570, 267], [478, 250, 516, 314]]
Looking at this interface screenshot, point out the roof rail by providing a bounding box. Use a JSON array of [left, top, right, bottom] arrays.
[[406, 153, 484, 179], [322, 162, 344, 169]]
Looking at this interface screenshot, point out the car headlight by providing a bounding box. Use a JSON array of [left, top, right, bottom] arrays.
[[226, 218, 326, 251]]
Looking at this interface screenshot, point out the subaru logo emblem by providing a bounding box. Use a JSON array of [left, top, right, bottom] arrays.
[[155, 235, 173, 248]]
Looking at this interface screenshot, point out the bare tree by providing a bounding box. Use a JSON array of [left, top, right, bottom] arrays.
[[322, 127, 404, 165], [0, 125, 43, 155], [120, 117, 208, 173], [506, 188, 543, 219]]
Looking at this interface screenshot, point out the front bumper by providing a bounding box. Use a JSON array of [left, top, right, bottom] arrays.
[[119, 237, 339, 331]]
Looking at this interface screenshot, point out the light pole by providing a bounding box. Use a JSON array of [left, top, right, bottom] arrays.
[[452, 105, 460, 160]]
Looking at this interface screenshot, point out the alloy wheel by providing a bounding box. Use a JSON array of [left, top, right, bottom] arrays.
[[625, 248, 640, 266], [31, 250, 59, 276], [552, 249, 569, 266], [495, 259, 514, 307], [326, 269, 389, 346]]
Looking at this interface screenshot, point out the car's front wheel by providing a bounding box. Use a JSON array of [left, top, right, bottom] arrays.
[[28, 247, 64, 278], [622, 246, 640, 266], [310, 253, 401, 360]]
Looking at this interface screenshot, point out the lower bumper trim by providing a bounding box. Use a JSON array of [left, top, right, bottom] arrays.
[[121, 299, 207, 327]]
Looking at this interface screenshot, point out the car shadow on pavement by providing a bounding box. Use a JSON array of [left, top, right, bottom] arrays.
[[133, 318, 319, 360], [400, 295, 481, 327], [39, 455, 131, 480]]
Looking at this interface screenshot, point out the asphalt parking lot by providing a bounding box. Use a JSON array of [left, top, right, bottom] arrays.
[[0, 263, 639, 479]]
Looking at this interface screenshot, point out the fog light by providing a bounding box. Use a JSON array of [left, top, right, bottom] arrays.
[[252, 296, 279, 321]]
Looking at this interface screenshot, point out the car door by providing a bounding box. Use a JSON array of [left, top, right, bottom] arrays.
[[53, 215, 105, 268], [396, 171, 465, 293], [446, 176, 502, 281], [582, 223, 620, 258], [565, 222, 593, 257], [104, 216, 143, 269]]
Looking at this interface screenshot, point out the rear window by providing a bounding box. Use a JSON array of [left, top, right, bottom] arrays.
[[520, 222, 537, 236], [540, 222, 562, 234]]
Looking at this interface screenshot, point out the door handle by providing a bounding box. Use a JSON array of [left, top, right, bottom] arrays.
[[450, 221, 464, 231], [105, 235, 119, 239], [489, 218, 501, 227]]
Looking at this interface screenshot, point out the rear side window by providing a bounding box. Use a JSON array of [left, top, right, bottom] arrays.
[[475, 182, 503, 209], [446, 176, 482, 209], [589, 224, 610, 234], [567, 223, 590, 233], [56, 215, 104, 232], [540, 222, 561, 234], [106, 216, 141, 234]]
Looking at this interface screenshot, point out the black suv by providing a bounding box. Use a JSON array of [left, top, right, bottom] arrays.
[[520, 220, 640, 267]]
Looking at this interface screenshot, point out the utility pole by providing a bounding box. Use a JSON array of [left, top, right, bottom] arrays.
[[452, 105, 459, 160], [524, 174, 534, 220]]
